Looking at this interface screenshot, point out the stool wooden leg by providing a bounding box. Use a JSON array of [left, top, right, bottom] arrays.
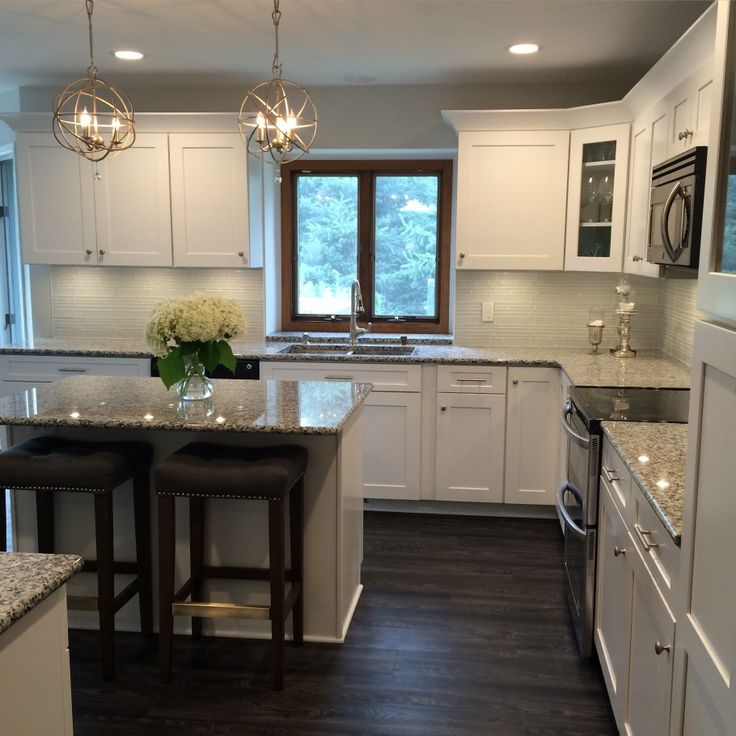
[[158, 494, 176, 683], [133, 471, 153, 637], [35, 491, 55, 553], [94, 492, 115, 680], [189, 497, 205, 639], [269, 498, 286, 691], [289, 478, 304, 646]]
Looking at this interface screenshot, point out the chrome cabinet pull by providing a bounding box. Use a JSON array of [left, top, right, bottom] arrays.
[[613, 546, 626, 557], [440, 405, 447, 412], [57, 367, 88, 373], [457, 378, 485, 383], [324, 375, 353, 380], [98, 249, 105, 255], [655, 641, 671, 655], [634, 523, 659, 551], [458, 252, 466, 259], [602, 466, 620, 483], [85, 249, 93, 255], [632, 255, 643, 262], [677, 129, 693, 141], [512, 379, 519, 385], [237, 251, 244, 257]]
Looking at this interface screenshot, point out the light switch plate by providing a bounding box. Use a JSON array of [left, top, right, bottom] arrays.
[[481, 301, 494, 322]]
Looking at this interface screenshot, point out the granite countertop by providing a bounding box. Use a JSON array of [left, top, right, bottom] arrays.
[[602, 421, 687, 544], [0, 376, 371, 434], [0, 339, 692, 389], [0, 552, 83, 635]]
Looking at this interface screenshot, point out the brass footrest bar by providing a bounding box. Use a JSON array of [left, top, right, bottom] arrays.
[[172, 601, 270, 621]]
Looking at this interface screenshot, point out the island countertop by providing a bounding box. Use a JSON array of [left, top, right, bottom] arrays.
[[0, 553, 83, 636], [0, 376, 371, 434]]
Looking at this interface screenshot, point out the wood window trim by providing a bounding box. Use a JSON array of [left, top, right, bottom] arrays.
[[280, 159, 452, 334]]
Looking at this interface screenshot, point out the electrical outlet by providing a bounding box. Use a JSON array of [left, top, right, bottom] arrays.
[[481, 301, 494, 322]]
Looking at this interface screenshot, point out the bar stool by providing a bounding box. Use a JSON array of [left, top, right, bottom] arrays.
[[155, 442, 307, 691], [0, 435, 153, 679]]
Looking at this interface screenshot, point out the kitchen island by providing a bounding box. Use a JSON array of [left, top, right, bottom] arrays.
[[0, 376, 369, 642]]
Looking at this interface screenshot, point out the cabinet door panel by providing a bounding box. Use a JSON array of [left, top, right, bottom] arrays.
[[95, 133, 172, 266], [362, 392, 421, 500], [169, 133, 250, 268], [505, 367, 559, 505], [435, 392, 505, 503], [16, 133, 95, 265], [456, 130, 568, 270]]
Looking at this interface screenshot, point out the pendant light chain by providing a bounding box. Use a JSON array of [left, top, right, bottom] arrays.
[[86, 0, 97, 78], [271, 0, 282, 79]]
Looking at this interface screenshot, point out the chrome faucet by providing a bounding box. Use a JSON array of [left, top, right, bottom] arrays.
[[349, 280, 370, 347]]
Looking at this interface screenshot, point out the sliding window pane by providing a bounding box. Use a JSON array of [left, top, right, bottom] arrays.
[[296, 175, 358, 315], [374, 175, 439, 317]]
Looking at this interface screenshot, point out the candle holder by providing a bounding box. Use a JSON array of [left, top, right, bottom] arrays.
[[610, 309, 637, 358], [587, 323, 605, 354]]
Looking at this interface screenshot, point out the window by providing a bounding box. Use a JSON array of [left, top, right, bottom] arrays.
[[281, 160, 452, 333]]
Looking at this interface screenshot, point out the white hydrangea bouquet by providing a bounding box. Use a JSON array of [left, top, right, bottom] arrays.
[[146, 293, 246, 397]]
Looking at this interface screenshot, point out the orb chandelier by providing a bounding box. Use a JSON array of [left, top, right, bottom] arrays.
[[238, 0, 318, 176], [52, 0, 135, 162]]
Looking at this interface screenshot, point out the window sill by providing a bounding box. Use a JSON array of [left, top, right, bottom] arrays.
[[266, 331, 453, 345]]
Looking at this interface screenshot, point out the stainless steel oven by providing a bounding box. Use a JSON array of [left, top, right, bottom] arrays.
[[558, 386, 689, 658]]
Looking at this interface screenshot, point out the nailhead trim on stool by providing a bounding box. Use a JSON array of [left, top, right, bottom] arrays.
[[0, 436, 154, 680], [155, 442, 307, 691]]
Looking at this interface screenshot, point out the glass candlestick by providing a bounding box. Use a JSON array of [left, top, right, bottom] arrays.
[[587, 309, 605, 354], [610, 309, 637, 358]]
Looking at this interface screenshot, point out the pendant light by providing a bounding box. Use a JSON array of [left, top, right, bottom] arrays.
[[52, 0, 135, 162], [238, 0, 318, 179]]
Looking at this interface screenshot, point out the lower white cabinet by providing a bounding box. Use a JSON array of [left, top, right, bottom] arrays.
[[435, 392, 505, 503], [504, 366, 560, 505], [596, 438, 677, 736]]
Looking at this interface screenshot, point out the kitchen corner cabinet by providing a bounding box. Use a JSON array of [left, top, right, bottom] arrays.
[[169, 133, 250, 268], [17, 132, 172, 267], [455, 130, 569, 270], [564, 124, 630, 272], [504, 366, 560, 505], [434, 366, 506, 503]]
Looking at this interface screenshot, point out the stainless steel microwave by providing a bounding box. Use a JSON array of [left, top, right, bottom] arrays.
[[648, 146, 707, 268]]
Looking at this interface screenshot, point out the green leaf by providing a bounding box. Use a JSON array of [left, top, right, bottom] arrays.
[[216, 340, 236, 373], [157, 349, 186, 390], [200, 341, 219, 373], [179, 341, 201, 356]]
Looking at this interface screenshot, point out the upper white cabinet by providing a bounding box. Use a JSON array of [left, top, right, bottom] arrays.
[[454, 130, 569, 270], [504, 366, 560, 505], [169, 133, 251, 268], [564, 124, 630, 272], [16, 133, 96, 265]]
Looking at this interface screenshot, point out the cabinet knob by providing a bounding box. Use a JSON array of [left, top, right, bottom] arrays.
[[85, 249, 93, 255], [613, 546, 626, 557], [440, 405, 447, 412], [98, 249, 105, 256], [458, 252, 466, 259], [632, 255, 643, 262], [654, 641, 672, 655], [677, 129, 693, 141], [238, 251, 244, 257], [512, 379, 519, 386]]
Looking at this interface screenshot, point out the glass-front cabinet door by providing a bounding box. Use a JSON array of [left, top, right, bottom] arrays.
[[564, 124, 630, 272]]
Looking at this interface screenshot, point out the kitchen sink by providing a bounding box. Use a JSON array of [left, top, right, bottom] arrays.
[[278, 343, 415, 356]]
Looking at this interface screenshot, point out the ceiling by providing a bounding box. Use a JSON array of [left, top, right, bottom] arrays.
[[0, 0, 711, 95]]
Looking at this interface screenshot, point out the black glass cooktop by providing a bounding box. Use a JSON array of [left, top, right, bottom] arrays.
[[570, 386, 690, 427]]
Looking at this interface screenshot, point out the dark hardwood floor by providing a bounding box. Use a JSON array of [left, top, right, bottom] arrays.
[[69, 512, 618, 736]]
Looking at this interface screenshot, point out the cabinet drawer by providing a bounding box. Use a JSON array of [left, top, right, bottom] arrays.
[[602, 438, 633, 517], [0, 355, 148, 382], [631, 484, 680, 595], [261, 361, 422, 392], [436, 365, 506, 394]]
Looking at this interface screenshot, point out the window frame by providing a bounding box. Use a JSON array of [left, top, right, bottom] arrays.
[[280, 159, 452, 334]]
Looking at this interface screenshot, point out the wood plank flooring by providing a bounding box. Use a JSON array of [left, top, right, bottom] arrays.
[[69, 512, 618, 736]]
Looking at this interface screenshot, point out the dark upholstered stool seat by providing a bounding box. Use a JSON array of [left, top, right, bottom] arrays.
[[156, 442, 307, 691], [0, 436, 151, 492], [0, 436, 154, 680], [154, 442, 308, 499]]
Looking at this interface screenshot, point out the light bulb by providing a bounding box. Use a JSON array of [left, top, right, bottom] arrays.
[[78, 107, 92, 127]]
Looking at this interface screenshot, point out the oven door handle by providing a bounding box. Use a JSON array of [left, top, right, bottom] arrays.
[[556, 483, 588, 540], [561, 401, 590, 449]]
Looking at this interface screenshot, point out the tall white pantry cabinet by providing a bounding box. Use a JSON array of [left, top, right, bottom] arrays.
[[669, 3, 736, 734]]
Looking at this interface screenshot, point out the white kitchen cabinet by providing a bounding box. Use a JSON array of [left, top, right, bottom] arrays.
[[16, 132, 96, 265], [94, 133, 173, 266], [169, 133, 251, 268], [564, 124, 630, 272], [0, 586, 74, 736], [435, 392, 505, 503], [454, 130, 569, 270], [260, 361, 423, 501], [504, 366, 560, 505], [663, 64, 713, 160]]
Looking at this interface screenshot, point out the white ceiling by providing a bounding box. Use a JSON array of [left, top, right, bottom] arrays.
[[0, 0, 711, 94]]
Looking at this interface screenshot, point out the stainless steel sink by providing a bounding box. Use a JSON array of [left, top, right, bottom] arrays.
[[277, 343, 415, 356]]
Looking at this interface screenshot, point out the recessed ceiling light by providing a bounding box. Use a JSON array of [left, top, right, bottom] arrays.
[[114, 50, 144, 61], [508, 43, 540, 55]]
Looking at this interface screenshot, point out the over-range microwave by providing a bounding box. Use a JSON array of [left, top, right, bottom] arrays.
[[648, 146, 707, 268]]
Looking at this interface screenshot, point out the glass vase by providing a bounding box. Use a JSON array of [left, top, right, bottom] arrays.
[[176, 356, 213, 401]]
